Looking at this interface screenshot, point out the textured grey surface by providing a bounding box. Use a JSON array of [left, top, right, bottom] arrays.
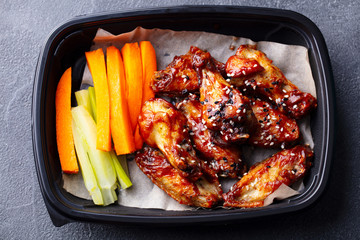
[[0, 0, 359, 239]]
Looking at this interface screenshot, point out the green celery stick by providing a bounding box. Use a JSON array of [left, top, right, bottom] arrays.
[[87, 85, 131, 185], [88, 86, 97, 123], [72, 105, 117, 206], [110, 152, 132, 189], [75, 89, 93, 118], [72, 119, 103, 205]]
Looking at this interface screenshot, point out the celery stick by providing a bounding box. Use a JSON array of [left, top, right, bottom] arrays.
[[110, 152, 132, 189], [72, 105, 117, 206], [81, 86, 132, 190], [88, 86, 97, 123], [75, 89, 93, 118], [72, 119, 103, 205]]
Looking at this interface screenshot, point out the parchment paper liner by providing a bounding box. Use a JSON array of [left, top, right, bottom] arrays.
[[63, 27, 316, 210]]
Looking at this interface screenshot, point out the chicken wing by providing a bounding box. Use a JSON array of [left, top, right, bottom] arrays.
[[223, 145, 313, 208], [200, 68, 252, 144], [177, 94, 246, 178], [138, 98, 202, 181], [225, 45, 317, 119], [248, 98, 300, 148], [151, 46, 224, 96], [135, 147, 223, 208]]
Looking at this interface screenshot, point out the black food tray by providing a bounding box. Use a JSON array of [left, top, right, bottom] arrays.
[[32, 5, 335, 227]]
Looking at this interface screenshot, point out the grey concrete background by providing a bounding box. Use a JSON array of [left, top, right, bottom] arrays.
[[0, 0, 359, 239]]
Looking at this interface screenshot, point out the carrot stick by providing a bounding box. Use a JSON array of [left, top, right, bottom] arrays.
[[85, 48, 111, 151], [55, 67, 79, 174], [121, 42, 143, 132], [106, 46, 136, 155], [140, 41, 157, 103]]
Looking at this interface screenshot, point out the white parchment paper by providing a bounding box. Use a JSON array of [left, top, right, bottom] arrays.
[[63, 27, 316, 210]]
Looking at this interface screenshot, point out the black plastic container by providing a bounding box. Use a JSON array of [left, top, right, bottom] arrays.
[[32, 6, 335, 227]]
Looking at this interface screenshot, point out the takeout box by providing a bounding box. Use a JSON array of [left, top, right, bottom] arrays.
[[32, 6, 335, 227]]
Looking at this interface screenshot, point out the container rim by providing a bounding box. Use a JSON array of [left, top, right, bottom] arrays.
[[32, 5, 335, 226]]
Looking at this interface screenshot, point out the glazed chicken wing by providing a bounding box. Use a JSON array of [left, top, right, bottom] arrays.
[[177, 94, 246, 178], [223, 145, 313, 208], [225, 45, 317, 119], [248, 98, 300, 148], [135, 147, 223, 208], [151, 46, 224, 96], [200, 68, 253, 144], [138, 98, 202, 181]]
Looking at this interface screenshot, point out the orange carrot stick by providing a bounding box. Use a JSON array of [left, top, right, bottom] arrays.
[[85, 48, 111, 151], [55, 67, 79, 174], [121, 42, 143, 132], [106, 46, 136, 155], [140, 41, 157, 103]]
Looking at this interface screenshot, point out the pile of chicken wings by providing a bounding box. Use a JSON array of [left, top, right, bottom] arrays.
[[135, 45, 316, 208]]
